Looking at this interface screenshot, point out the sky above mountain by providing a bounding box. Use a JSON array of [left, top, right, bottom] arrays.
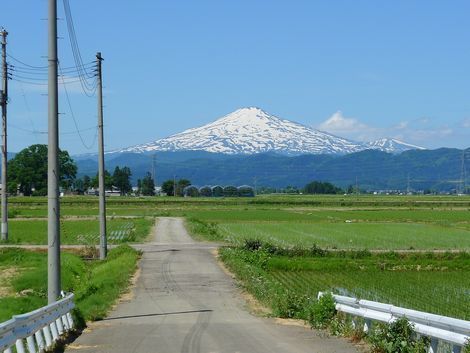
[[3, 0, 470, 154]]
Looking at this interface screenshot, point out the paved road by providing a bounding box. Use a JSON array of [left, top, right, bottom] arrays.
[[65, 217, 359, 353]]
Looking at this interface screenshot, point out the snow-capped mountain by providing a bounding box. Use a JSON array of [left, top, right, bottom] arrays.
[[116, 107, 424, 155], [366, 138, 425, 154]]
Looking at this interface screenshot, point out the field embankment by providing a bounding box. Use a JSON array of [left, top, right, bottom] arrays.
[[0, 245, 140, 324]]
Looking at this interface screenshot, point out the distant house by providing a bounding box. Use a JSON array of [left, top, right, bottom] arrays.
[[105, 186, 121, 197], [86, 186, 121, 197], [86, 187, 98, 196]]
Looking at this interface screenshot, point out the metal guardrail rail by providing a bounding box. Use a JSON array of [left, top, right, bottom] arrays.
[[318, 292, 470, 353], [0, 293, 75, 353]]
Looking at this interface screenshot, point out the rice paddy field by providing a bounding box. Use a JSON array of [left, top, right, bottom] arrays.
[[1, 194, 470, 321]]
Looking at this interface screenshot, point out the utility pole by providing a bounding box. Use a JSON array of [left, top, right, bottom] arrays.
[[458, 149, 467, 195], [152, 154, 156, 185], [253, 176, 257, 196], [407, 174, 411, 195], [48, 0, 60, 303], [173, 174, 177, 197], [97, 52, 107, 259], [1, 29, 8, 242]]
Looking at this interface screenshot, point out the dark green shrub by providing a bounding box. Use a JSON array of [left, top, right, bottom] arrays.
[[273, 290, 309, 319], [307, 292, 336, 328], [369, 317, 430, 353], [243, 239, 263, 251]]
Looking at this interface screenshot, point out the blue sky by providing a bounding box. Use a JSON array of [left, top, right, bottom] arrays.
[[2, 0, 470, 154]]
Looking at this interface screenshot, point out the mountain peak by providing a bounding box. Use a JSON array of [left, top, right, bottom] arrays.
[[367, 138, 425, 153], [116, 108, 424, 155]]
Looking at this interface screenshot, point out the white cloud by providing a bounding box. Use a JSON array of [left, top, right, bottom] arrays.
[[318, 111, 370, 134], [316, 111, 468, 148], [461, 118, 470, 128]]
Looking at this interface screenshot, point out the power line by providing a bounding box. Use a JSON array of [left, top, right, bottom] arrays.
[[62, 0, 97, 96], [59, 63, 98, 149]]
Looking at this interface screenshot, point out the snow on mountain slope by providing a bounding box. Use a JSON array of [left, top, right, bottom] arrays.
[[119, 107, 366, 155], [366, 138, 426, 154], [116, 107, 424, 155]]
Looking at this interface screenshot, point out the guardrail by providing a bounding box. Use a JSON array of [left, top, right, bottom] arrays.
[[0, 293, 75, 353], [318, 292, 470, 353]]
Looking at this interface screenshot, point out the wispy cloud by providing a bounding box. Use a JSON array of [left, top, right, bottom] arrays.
[[316, 111, 468, 148]]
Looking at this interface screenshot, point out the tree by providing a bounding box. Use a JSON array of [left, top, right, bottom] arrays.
[[91, 170, 113, 190], [161, 178, 191, 196], [8, 144, 77, 196], [161, 179, 175, 196], [176, 179, 191, 196], [141, 172, 155, 196], [304, 181, 343, 195], [83, 175, 91, 190], [112, 166, 132, 195]]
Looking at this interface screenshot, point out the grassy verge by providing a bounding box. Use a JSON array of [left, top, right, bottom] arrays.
[[0, 245, 140, 323], [219, 242, 470, 321]]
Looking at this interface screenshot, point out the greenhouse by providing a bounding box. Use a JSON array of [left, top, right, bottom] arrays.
[[237, 185, 255, 197], [199, 186, 212, 197], [211, 185, 224, 197], [183, 185, 199, 197]]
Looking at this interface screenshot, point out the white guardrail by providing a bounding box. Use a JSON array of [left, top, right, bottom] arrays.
[[0, 293, 75, 353], [318, 292, 470, 353]]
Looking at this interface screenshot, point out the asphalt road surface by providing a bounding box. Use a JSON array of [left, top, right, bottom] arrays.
[[65, 217, 360, 353]]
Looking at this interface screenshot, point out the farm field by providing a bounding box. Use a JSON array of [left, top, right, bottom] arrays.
[[220, 247, 470, 321], [1, 194, 469, 323], [186, 207, 470, 250], [4, 218, 153, 244]]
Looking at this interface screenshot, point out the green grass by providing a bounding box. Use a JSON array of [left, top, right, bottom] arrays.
[[217, 222, 470, 250], [220, 247, 470, 320], [0, 246, 140, 322], [4, 218, 153, 244]]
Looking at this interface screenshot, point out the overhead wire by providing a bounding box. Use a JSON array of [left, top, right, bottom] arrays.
[[59, 62, 98, 150], [6, 3, 100, 153], [62, 0, 98, 96]]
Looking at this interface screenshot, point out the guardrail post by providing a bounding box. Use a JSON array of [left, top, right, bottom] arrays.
[[364, 319, 372, 333], [26, 335, 37, 353], [5, 347, 13, 353], [15, 339, 26, 353], [351, 317, 357, 329], [55, 317, 64, 335], [50, 321, 59, 341], [35, 329, 46, 351], [66, 312, 74, 329], [61, 315, 70, 330], [42, 324, 53, 348], [428, 338, 438, 353]]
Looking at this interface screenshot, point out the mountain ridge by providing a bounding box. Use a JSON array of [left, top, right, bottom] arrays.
[[113, 107, 424, 155]]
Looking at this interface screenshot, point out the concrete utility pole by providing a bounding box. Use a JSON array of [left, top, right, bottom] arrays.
[[1, 29, 8, 242], [174, 175, 177, 197], [152, 154, 156, 185], [97, 52, 107, 260], [48, 0, 61, 303]]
